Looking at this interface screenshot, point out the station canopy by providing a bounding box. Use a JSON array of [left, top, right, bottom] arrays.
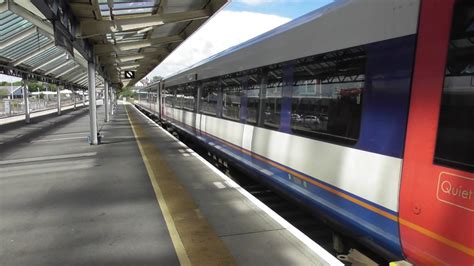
[[0, 0, 228, 89]]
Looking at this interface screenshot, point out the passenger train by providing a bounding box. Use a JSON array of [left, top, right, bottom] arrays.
[[135, 0, 474, 264]]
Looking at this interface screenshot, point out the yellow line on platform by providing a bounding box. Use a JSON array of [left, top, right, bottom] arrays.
[[126, 106, 191, 266], [126, 105, 235, 266]]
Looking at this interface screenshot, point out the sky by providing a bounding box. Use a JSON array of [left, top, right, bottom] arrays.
[[144, 0, 334, 81], [0, 0, 333, 83]]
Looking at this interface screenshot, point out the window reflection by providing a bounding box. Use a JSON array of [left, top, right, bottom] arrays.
[[222, 76, 243, 121], [183, 84, 196, 111], [200, 79, 220, 116], [290, 47, 365, 144], [164, 88, 174, 107], [246, 71, 261, 124], [263, 65, 284, 129], [435, 0, 474, 172]]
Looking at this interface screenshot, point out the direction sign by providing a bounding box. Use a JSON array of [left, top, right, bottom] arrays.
[[124, 71, 135, 79]]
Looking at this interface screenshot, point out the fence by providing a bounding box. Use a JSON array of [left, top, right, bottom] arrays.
[[0, 95, 80, 118]]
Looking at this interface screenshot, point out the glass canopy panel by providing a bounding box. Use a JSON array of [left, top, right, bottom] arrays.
[[2, 35, 50, 60], [0, 14, 33, 41], [24, 48, 60, 66], [99, 1, 158, 17], [0, 5, 104, 88], [51, 62, 75, 75]]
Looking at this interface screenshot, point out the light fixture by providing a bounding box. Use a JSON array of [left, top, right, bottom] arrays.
[[137, 26, 154, 34]]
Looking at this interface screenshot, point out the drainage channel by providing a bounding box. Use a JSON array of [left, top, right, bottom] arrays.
[[136, 106, 389, 265]]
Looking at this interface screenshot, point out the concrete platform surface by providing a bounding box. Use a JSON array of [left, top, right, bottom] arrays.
[[0, 104, 179, 265], [0, 102, 341, 266]]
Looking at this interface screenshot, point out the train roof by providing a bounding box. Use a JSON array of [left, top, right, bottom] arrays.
[[164, 0, 420, 87]]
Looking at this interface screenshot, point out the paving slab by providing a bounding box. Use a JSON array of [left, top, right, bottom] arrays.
[[0, 104, 179, 266]]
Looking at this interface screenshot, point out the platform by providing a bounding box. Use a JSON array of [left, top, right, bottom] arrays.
[[0, 102, 341, 265], [0, 102, 86, 126]]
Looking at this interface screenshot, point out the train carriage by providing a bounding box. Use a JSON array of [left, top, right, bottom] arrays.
[[136, 0, 474, 264]]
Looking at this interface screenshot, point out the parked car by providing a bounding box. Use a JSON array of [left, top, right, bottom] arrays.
[[303, 115, 320, 130], [291, 114, 303, 123]]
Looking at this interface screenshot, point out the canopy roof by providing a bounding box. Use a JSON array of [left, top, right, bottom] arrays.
[[0, 0, 101, 89], [69, 0, 227, 87], [0, 0, 228, 88]]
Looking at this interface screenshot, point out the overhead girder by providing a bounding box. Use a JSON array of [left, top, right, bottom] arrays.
[[0, 1, 7, 13], [93, 35, 183, 54], [0, 64, 87, 89], [120, 59, 162, 68], [78, 9, 210, 38], [99, 49, 168, 65]]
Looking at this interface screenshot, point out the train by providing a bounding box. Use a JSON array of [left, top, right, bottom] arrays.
[[134, 0, 474, 264]]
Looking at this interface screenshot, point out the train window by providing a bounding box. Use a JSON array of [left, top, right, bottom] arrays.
[[175, 86, 184, 109], [183, 83, 197, 112], [246, 71, 261, 124], [222, 75, 243, 121], [434, 0, 474, 172], [263, 64, 284, 129], [200, 78, 220, 116], [150, 91, 157, 103], [164, 86, 175, 107], [290, 48, 365, 144]]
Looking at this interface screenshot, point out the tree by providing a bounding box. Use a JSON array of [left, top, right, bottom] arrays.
[[118, 86, 134, 99], [0, 89, 9, 97], [27, 81, 44, 92], [151, 76, 162, 83]]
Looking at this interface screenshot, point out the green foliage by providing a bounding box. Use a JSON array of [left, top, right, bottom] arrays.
[[151, 76, 163, 83], [0, 81, 21, 86], [28, 81, 43, 92], [118, 86, 134, 99], [0, 80, 58, 93]]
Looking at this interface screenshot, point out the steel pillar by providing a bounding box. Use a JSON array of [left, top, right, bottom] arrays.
[[73, 89, 77, 110], [57, 85, 61, 115], [104, 82, 109, 122], [88, 62, 98, 145], [22, 80, 30, 123], [111, 89, 115, 115]]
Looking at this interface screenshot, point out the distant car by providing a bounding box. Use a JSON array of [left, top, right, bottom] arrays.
[[303, 115, 320, 124], [291, 114, 303, 123], [303, 115, 321, 130], [319, 114, 329, 121]]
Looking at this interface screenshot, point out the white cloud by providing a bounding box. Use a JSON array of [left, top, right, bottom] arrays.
[[237, 0, 272, 5], [234, 0, 305, 5], [146, 10, 290, 79]]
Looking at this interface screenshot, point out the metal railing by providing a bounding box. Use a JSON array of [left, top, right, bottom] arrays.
[[0, 96, 81, 118]]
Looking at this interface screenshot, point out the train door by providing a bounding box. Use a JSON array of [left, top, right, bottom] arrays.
[[399, 0, 474, 264]]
